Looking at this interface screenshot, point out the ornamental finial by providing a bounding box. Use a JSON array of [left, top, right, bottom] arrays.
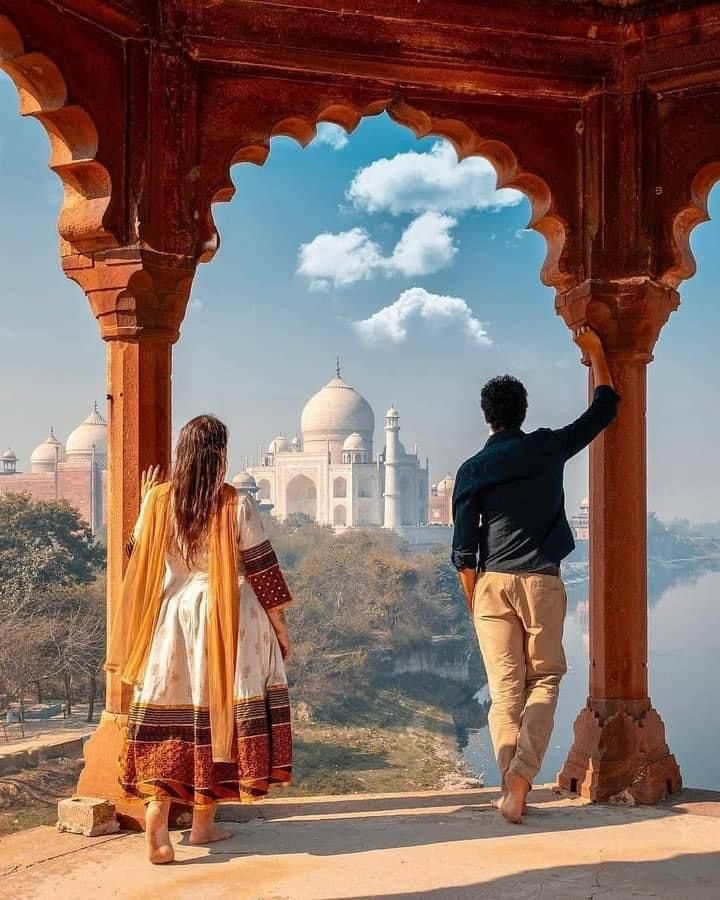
[[336, 355, 341, 378]]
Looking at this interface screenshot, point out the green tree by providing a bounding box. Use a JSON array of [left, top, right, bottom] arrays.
[[0, 493, 104, 592]]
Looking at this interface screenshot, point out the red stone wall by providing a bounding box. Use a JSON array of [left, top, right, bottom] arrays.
[[0, 464, 107, 531]]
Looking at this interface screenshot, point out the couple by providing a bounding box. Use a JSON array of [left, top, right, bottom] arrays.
[[109, 325, 616, 864]]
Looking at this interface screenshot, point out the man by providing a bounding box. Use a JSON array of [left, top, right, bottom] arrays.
[[452, 326, 619, 823]]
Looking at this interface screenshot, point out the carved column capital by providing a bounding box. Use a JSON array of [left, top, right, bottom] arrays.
[[63, 248, 196, 344], [555, 278, 680, 363]]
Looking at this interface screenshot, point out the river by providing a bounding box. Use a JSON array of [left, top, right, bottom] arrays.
[[463, 566, 720, 792]]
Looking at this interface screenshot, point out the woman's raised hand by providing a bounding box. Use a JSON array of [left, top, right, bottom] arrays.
[[141, 465, 164, 500]]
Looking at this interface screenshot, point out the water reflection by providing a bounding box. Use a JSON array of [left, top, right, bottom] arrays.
[[464, 568, 720, 791]]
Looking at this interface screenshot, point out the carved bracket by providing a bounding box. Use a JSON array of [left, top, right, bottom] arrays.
[[0, 14, 116, 255], [555, 278, 680, 361], [63, 249, 196, 344]]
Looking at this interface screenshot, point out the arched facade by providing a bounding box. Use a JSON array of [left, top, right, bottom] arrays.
[[286, 474, 318, 520]]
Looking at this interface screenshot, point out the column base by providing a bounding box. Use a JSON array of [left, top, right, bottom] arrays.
[[557, 701, 682, 803], [75, 711, 145, 830]]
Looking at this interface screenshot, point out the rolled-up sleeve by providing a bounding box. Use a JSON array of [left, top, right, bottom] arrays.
[[239, 494, 293, 610], [451, 461, 481, 571], [554, 385, 621, 461]]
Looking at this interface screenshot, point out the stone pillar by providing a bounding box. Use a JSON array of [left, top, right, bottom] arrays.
[[64, 248, 195, 826], [556, 279, 683, 803]]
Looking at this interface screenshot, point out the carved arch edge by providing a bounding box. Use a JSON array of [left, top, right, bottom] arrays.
[[203, 98, 573, 291], [0, 14, 116, 254], [664, 161, 720, 289]]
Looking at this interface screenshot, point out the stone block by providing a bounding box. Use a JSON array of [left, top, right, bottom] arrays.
[[57, 796, 120, 837]]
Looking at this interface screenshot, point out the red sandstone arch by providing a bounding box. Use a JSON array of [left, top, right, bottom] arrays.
[[0, 14, 115, 254], [204, 97, 571, 292], [663, 161, 720, 290]]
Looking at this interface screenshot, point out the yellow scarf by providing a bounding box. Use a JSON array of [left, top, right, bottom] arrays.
[[106, 482, 240, 763]]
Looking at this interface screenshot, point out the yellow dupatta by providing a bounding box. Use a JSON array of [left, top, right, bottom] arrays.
[[106, 482, 240, 763]]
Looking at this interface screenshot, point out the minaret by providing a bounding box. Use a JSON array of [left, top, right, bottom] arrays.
[[383, 405, 401, 530]]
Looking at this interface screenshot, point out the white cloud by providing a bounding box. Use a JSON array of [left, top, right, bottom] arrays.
[[354, 287, 491, 346], [313, 123, 349, 151], [298, 212, 458, 289], [297, 228, 384, 289], [347, 141, 523, 216], [389, 212, 457, 276]]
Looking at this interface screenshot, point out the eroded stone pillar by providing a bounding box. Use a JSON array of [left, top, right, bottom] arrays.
[[556, 279, 682, 803], [64, 248, 195, 824]]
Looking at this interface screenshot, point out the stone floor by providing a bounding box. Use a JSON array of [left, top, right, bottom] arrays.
[[1, 786, 718, 899]]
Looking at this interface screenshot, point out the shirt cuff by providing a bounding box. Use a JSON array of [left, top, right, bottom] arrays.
[[451, 550, 477, 572], [593, 384, 621, 402]]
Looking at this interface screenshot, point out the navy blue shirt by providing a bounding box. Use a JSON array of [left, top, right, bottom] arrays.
[[451, 386, 620, 573]]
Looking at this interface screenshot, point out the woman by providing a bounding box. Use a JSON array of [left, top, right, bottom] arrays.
[[107, 415, 293, 864]]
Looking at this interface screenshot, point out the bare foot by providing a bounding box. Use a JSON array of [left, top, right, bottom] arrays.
[[500, 771, 530, 824], [189, 824, 234, 845], [145, 801, 174, 865]]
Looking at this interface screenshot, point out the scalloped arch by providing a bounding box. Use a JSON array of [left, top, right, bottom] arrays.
[[664, 160, 720, 289], [204, 97, 570, 290], [0, 14, 115, 254]]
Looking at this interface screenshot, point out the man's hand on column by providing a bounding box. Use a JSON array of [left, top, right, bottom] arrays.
[[573, 325, 614, 390]]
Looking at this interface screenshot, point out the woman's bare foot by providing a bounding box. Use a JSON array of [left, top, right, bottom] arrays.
[[190, 804, 234, 845], [145, 800, 174, 864], [500, 771, 531, 824]]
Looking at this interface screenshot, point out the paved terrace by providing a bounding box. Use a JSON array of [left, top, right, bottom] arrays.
[[1, 787, 718, 899]]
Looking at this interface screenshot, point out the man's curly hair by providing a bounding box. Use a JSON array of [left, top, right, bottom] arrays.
[[480, 375, 528, 431]]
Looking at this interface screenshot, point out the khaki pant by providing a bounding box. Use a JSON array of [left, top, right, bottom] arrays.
[[473, 571, 567, 787]]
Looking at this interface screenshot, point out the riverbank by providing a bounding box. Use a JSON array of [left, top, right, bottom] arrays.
[[286, 674, 485, 796]]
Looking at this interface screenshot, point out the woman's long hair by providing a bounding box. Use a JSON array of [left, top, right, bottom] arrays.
[[171, 415, 228, 567]]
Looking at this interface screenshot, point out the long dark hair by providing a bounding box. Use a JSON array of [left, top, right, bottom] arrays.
[[171, 415, 228, 566]]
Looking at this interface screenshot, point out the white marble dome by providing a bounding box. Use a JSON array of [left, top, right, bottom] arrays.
[[268, 435, 292, 455], [2, 448, 17, 461], [301, 374, 375, 452], [436, 474, 455, 494], [66, 405, 107, 464], [31, 428, 66, 473], [232, 470, 258, 492], [343, 432, 368, 452]]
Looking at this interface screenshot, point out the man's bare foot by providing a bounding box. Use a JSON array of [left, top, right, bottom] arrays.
[[145, 801, 174, 865], [500, 771, 531, 824], [190, 804, 234, 845]]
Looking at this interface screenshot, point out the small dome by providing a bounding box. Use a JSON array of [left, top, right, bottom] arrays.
[[268, 435, 292, 455], [437, 474, 454, 494], [580, 496, 589, 509], [31, 428, 65, 472], [343, 432, 368, 452], [66, 404, 107, 463], [2, 448, 17, 461], [386, 406, 399, 419], [291, 435, 301, 448], [232, 471, 258, 492]]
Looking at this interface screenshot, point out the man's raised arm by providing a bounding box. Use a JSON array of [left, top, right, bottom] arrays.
[[554, 326, 620, 461]]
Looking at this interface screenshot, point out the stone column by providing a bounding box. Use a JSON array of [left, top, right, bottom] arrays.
[[64, 248, 195, 825], [556, 279, 683, 803]]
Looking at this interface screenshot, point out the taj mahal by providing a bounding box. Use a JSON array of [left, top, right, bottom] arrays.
[[238, 364, 430, 530]]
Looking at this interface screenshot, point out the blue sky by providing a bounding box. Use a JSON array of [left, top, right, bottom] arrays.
[[1, 72, 718, 521]]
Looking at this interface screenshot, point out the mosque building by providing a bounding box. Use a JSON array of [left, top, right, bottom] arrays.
[[0, 404, 107, 535], [240, 364, 429, 530]]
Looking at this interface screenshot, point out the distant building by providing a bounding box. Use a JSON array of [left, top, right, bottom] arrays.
[[0, 405, 107, 534], [231, 470, 274, 514], [429, 474, 454, 526], [571, 497, 590, 541], [244, 364, 429, 531]]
